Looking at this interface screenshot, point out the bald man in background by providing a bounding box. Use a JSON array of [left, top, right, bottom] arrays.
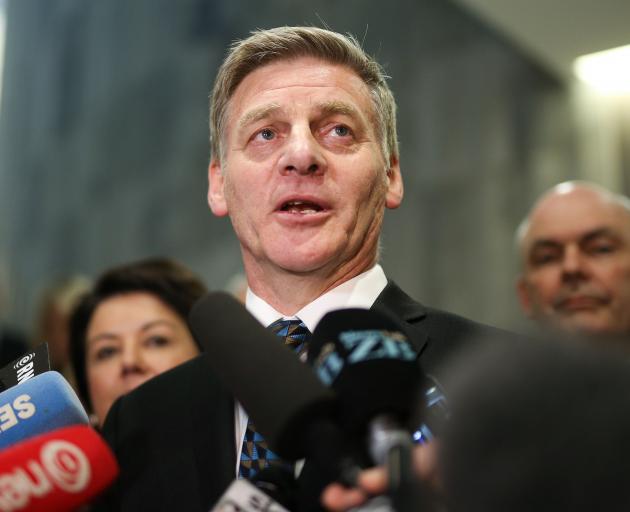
[[516, 181, 630, 343]]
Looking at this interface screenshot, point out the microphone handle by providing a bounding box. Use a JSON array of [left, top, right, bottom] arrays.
[[387, 441, 418, 512], [368, 415, 423, 512]]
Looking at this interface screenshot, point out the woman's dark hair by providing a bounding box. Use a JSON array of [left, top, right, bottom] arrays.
[[69, 257, 207, 411]]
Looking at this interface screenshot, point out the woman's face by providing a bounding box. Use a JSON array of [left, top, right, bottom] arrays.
[[85, 292, 200, 424]]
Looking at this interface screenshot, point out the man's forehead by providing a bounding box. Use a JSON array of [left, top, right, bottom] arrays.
[[525, 193, 630, 248], [229, 57, 371, 114]]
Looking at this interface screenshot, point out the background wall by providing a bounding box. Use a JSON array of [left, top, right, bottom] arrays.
[[0, 0, 624, 335]]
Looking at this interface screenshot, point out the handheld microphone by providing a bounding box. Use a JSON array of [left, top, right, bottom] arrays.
[[188, 292, 338, 461], [308, 308, 425, 512], [189, 292, 362, 495], [211, 466, 297, 512], [0, 371, 89, 450], [0, 424, 119, 512], [0, 344, 51, 391]]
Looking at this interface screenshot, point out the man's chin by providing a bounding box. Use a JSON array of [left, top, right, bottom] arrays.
[[265, 246, 340, 275], [274, 257, 332, 275], [554, 311, 615, 336]]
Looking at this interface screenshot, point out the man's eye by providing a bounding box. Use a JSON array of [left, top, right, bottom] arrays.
[[257, 128, 275, 141], [589, 244, 615, 255], [332, 125, 350, 137], [531, 252, 559, 266]]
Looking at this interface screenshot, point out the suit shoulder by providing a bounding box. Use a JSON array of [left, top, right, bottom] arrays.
[[416, 305, 520, 377], [375, 281, 515, 348], [421, 305, 508, 340]]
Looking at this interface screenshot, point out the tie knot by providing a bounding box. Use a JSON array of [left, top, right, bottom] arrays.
[[267, 318, 310, 359]]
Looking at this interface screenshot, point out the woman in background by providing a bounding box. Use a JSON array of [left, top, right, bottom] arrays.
[[70, 257, 206, 425]]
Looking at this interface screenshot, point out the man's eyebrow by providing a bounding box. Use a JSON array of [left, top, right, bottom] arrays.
[[237, 100, 365, 131], [529, 227, 621, 253], [581, 227, 620, 243], [238, 103, 282, 129], [316, 100, 362, 120]]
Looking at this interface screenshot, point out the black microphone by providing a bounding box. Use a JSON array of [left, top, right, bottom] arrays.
[[211, 466, 297, 512], [250, 466, 299, 511], [308, 308, 426, 512], [188, 292, 355, 485]]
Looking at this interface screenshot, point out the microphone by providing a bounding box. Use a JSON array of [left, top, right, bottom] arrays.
[[0, 344, 51, 391], [308, 308, 425, 512], [188, 292, 338, 461], [0, 424, 118, 511], [0, 371, 89, 450], [188, 292, 357, 488], [211, 466, 297, 512]]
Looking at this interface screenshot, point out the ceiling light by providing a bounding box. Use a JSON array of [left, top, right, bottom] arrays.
[[574, 44, 630, 94]]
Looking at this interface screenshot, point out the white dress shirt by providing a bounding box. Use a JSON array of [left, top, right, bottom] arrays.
[[233, 264, 388, 474]]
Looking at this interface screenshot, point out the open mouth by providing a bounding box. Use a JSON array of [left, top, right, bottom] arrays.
[[279, 200, 324, 214]]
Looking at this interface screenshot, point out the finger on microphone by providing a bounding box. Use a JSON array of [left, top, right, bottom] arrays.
[[321, 482, 370, 512]]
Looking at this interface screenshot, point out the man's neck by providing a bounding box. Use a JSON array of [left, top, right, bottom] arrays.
[[244, 257, 376, 316]]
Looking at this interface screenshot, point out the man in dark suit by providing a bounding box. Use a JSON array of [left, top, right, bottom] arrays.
[[98, 26, 501, 511]]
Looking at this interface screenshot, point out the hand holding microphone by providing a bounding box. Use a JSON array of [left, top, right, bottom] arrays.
[[308, 309, 429, 512], [189, 294, 432, 511]]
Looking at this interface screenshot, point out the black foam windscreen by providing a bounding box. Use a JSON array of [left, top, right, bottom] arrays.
[[308, 308, 424, 434], [250, 466, 298, 511], [188, 292, 336, 460]]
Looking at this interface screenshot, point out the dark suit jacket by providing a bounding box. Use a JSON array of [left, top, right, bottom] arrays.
[[0, 326, 29, 368], [97, 282, 504, 511]]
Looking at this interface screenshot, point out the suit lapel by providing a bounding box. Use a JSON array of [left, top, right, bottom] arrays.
[[371, 281, 430, 354]]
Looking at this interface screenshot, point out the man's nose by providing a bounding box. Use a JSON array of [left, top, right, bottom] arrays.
[[277, 127, 326, 176], [561, 245, 588, 281]]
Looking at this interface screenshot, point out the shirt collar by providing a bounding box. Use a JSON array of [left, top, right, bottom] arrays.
[[245, 264, 388, 332]]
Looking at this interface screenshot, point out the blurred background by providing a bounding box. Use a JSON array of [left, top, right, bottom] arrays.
[[1, 0, 629, 340]]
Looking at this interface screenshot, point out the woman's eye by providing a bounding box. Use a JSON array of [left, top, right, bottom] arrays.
[[95, 346, 117, 361], [145, 335, 170, 347]]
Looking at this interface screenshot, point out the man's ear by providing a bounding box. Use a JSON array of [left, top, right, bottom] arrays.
[[207, 159, 228, 217], [516, 276, 534, 317], [385, 155, 403, 209]]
